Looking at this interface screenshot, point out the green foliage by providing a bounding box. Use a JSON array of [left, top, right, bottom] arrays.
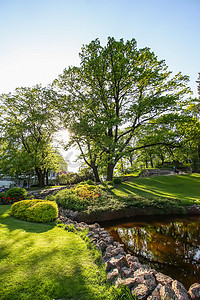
[[49, 182, 124, 213], [0, 85, 62, 186], [50, 184, 101, 212], [10, 199, 58, 223], [54, 37, 192, 182], [58, 173, 68, 185], [0, 187, 28, 205], [6, 187, 27, 200]]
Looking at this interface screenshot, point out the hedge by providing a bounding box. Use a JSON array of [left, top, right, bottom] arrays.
[[10, 199, 58, 223]]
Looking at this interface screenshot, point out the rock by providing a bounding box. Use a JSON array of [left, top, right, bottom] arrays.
[[110, 247, 123, 257], [119, 277, 137, 289], [129, 261, 143, 271], [144, 271, 157, 292], [107, 268, 119, 282], [96, 240, 107, 252], [188, 283, 200, 300], [159, 285, 178, 300], [132, 283, 150, 299], [155, 273, 174, 286], [105, 260, 115, 272], [103, 252, 111, 262], [104, 236, 114, 245], [126, 254, 140, 264], [147, 284, 162, 300], [172, 280, 190, 300], [120, 267, 134, 278], [115, 256, 129, 269]]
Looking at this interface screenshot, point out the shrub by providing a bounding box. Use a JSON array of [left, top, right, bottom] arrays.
[[0, 187, 27, 205], [113, 178, 122, 184], [6, 187, 27, 200], [10, 199, 58, 223], [0, 192, 7, 205], [49, 187, 95, 212], [48, 182, 121, 213]]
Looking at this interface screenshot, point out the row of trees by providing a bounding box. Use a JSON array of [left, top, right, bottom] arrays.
[[0, 37, 199, 185]]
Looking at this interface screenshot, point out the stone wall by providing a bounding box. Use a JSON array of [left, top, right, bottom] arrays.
[[27, 186, 67, 199], [139, 169, 174, 178], [58, 208, 200, 300]]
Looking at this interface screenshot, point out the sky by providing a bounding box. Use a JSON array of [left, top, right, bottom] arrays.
[[0, 0, 200, 170]]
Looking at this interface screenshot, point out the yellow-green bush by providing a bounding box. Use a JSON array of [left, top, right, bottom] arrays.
[[10, 199, 58, 223]]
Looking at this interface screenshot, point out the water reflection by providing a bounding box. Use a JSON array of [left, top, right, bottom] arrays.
[[103, 215, 200, 289]]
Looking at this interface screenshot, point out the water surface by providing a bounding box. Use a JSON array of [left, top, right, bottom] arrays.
[[103, 215, 200, 289]]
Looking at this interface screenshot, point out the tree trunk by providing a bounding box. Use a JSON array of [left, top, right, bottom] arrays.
[[46, 170, 49, 186], [92, 165, 101, 183], [150, 154, 154, 168], [145, 159, 148, 169], [36, 168, 45, 187], [106, 163, 115, 181]]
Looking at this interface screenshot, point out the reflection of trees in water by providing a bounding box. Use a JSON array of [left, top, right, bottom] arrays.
[[115, 221, 200, 266], [108, 218, 200, 288]]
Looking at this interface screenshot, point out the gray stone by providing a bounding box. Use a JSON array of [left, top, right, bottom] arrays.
[[120, 266, 134, 278], [144, 272, 157, 292], [107, 268, 119, 282], [115, 255, 129, 269], [188, 283, 200, 300], [159, 285, 178, 300], [105, 260, 115, 272], [126, 254, 140, 264], [129, 261, 143, 271], [96, 240, 107, 252], [119, 277, 137, 289], [172, 280, 189, 300], [155, 273, 174, 286], [132, 283, 150, 300], [147, 284, 162, 300]]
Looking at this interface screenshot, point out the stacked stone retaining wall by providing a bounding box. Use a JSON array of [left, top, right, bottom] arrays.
[[59, 208, 200, 300]]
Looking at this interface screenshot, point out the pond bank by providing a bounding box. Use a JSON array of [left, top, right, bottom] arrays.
[[74, 205, 200, 223], [59, 207, 200, 299]]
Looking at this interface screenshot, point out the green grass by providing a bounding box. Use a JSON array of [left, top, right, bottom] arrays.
[[0, 206, 131, 300], [112, 173, 200, 206]]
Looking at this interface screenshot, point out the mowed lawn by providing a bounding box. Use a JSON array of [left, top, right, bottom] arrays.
[[0, 206, 129, 300], [112, 173, 200, 205]]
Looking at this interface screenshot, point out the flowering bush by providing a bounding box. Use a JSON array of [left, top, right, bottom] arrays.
[[48, 183, 102, 212], [0, 187, 27, 205]]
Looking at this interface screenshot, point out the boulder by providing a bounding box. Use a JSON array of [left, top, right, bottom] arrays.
[[188, 283, 200, 300], [107, 268, 119, 282], [172, 280, 190, 300], [132, 283, 150, 299], [155, 273, 173, 286], [159, 285, 178, 300]]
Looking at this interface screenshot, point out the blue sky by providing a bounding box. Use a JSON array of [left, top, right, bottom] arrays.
[[0, 0, 200, 97]]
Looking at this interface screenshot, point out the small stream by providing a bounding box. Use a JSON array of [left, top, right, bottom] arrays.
[[102, 215, 200, 289]]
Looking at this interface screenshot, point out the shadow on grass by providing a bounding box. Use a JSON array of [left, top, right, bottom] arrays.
[[112, 174, 200, 203], [0, 205, 54, 233], [0, 206, 116, 300]]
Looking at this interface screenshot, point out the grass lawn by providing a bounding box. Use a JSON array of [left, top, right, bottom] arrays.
[[112, 173, 200, 206], [0, 206, 131, 300]]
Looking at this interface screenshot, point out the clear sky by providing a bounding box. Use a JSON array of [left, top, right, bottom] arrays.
[[0, 0, 199, 97]]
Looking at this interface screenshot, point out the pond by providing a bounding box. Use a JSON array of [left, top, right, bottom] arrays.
[[102, 215, 200, 289]]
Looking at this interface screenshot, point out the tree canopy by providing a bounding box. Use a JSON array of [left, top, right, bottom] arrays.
[[54, 37, 192, 181], [0, 85, 62, 186]]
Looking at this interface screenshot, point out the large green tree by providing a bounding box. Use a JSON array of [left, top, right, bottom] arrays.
[[54, 37, 192, 181], [0, 85, 61, 186]]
